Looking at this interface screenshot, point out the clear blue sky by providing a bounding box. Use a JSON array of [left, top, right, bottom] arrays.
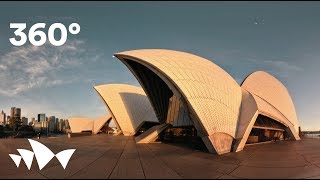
[[0, 2, 319, 130]]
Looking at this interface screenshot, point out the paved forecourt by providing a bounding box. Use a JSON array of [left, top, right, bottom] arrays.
[[0, 134, 320, 179]]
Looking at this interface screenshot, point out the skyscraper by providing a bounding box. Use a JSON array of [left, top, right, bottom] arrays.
[[14, 108, 21, 119], [10, 107, 15, 118], [21, 117, 28, 125], [57, 119, 64, 132], [49, 116, 55, 122], [10, 107, 21, 120], [38, 114, 46, 122], [49, 116, 56, 132], [64, 119, 70, 129], [0, 110, 6, 125]]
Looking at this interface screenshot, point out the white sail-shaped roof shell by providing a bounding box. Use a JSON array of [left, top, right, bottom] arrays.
[[241, 71, 299, 131], [94, 84, 158, 136], [68, 115, 111, 134], [234, 71, 300, 152], [115, 49, 242, 154]]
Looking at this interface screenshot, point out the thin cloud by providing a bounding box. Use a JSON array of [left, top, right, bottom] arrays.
[[263, 60, 303, 72], [0, 40, 95, 96], [245, 58, 303, 78]]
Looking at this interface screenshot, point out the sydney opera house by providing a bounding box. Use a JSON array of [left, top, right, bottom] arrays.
[[68, 84, 159, 136], [69, 49, 300, 155]]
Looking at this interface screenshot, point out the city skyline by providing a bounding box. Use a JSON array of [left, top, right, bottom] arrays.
[[0, 2, 320, 130], [1, 107, 67, 125]]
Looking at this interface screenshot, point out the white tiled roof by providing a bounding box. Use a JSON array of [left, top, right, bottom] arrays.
[[115, 49, 242, 138], [68, 114, 111, 134], [94, 84, 158, 136], [241, 71, 299, 131]]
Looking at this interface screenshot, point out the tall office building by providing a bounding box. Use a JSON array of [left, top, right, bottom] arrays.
[[49, 116, 55, 122], [10, 107, 15, 118], [57, 119, 64, 132], [0, 110, 6, 125], [21, 117, 28, 125], [33, 121, 48, 133], [10, 107, 21, 119], [64, 119, 70, 129], [14, 108, 21, 119], [37, 114, 46, 122], [48, 116, 56, 132]]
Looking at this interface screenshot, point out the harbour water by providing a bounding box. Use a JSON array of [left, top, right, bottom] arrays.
[[304, 133, 320, 139]]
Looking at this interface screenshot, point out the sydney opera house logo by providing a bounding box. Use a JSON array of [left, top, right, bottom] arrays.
[[9, 139, 76, 170]]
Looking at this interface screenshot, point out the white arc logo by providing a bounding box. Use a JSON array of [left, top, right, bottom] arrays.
[[9, 139, 76, 170]]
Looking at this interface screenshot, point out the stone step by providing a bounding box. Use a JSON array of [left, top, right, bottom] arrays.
[[135, 123, 169, 143]]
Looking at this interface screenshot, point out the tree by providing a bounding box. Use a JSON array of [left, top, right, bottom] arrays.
[[0, 125, 5, 138], [17, 125, 34, 132], [8, 117, 22, 131]]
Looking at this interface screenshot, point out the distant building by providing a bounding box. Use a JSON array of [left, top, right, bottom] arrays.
[[56, 119, 66, 132], [21, 117, 28, 125], [48, 116, 56, 132], [49, 120, 55, 132], [49, 116, 55, 121], [57, 119, 63, 132], [62, 119, 69, 132], [33, 121, 48, 133], [14, 108, 21, 119], [64, 119, 70, 129], [0, 110, 6, 125], [37, 114, 46, 122], [10, 107, 21, 119], [6, 116, 10, 125], [10, 107, 15, 118]]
